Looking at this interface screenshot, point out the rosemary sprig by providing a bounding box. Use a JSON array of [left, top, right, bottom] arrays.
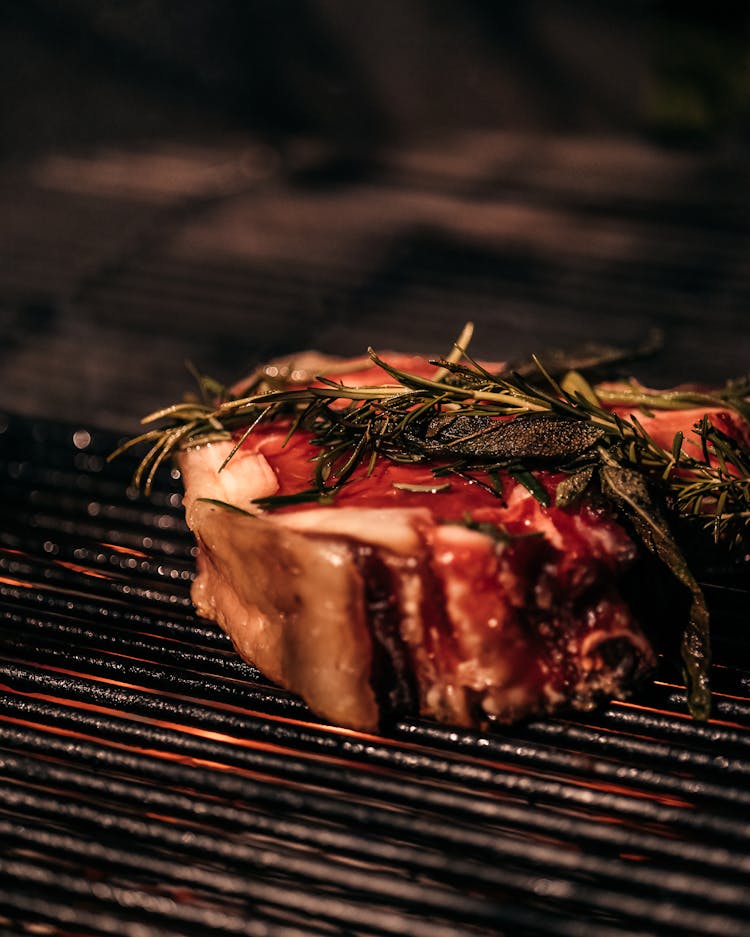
[[112, 329, 750, 547]]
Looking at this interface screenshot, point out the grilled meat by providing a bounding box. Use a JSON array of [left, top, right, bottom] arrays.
[[175, 352, 691, 731]]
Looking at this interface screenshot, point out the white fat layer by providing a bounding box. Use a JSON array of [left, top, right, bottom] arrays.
[[179, 443, 428, 555], [189, 500, 378, 730], [179, 442, 279, 518], [278, 507, 431, 555]]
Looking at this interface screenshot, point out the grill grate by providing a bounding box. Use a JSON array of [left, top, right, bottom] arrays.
[[1, 411, 750, 937]]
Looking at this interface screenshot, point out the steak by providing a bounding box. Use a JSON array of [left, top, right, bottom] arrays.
[[176, 351, 712, 731]]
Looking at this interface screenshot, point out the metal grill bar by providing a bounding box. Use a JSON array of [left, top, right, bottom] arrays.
[[1, 711, 750, 887], [2, 792, 748, 937], [0, 864, 330, 937], [2, 715, 750, 936], [3, 655, 750, 819]]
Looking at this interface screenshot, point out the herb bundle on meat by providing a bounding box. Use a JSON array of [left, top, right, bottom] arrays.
[[114, 324, 749, 726]]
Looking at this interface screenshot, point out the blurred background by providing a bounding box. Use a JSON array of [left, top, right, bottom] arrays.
[[1, 0, 748, 430]]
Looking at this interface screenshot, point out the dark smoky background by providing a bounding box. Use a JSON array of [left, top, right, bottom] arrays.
[[0, 1, 748, 429]]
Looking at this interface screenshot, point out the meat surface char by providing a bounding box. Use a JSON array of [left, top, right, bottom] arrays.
[[178, 353, 665, 730]]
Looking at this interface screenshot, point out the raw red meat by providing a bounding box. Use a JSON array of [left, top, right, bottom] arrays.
[[177, 352, 689, 730]]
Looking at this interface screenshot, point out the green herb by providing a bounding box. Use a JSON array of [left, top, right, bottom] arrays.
[[445, 514, 545, 544], [507, 466, 551, 507], [555, 466, 595, 508], [599, 457, 711, 719], [196, 497, 255, 516], [113, 324, 750, 548], [392, 482, 452, 494]]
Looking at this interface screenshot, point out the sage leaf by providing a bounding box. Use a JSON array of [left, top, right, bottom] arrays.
[[600, 463, 711, 720], [555, 466, 595, 508], [408, 412, 605, 462]]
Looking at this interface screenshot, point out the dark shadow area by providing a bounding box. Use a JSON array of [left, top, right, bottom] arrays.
[[1, 0, 391, 161]]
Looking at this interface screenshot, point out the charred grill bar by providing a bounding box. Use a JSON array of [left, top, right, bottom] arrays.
[[1, 408, 750, 936]]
